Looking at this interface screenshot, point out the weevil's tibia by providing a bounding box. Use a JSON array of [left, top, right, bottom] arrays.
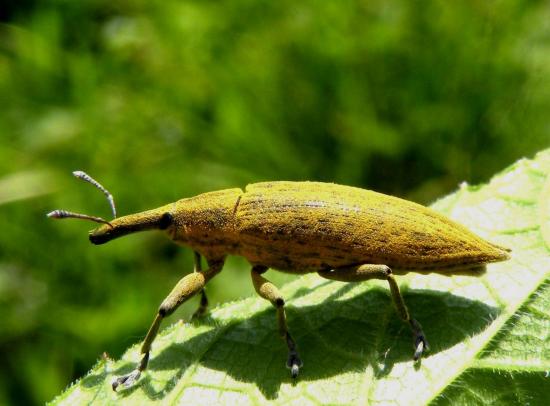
[[73, 170, 117, 218], [191, 251, 209, 320], [318, 264, 430, 361], [191, 290, 209, 320], [112, 259, 224, 391], [251, 265, 303, 378]]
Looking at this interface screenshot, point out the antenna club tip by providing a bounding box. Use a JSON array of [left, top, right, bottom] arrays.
[[72, 170, 85, 177], [47, 210, 60, 218]]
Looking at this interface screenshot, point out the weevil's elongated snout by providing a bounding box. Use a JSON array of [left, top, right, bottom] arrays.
[[89, 205, 174, 245]]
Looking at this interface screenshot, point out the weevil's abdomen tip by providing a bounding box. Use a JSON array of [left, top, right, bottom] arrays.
[[490, 248, 511, 263], [493, 241, 512, 253], [495, 245, 512, 261], [482, 241, 511, 262]]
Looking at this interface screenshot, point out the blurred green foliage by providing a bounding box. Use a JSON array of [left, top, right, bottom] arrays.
[[0, 0, 549, 404]]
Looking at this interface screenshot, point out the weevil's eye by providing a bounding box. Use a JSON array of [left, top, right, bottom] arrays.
[[159, 212, 173, 229]]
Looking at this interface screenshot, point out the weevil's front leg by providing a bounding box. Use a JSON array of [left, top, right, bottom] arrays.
[[112, 258, 224, 391], [191, 251, 209, 319], [319, 264, 429, 361], [251, 265, 303, 378]]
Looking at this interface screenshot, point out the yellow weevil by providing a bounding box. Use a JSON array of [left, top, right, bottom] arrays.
[[48, 171, 511, 391]]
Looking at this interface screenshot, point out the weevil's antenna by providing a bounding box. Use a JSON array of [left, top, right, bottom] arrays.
[[47, 209, 112, 226], [72, 170, 117, 218]]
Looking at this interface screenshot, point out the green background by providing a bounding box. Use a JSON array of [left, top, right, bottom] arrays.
[[1, 0, 549, 404]]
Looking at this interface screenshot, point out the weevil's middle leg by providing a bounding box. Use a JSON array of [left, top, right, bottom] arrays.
[[319, 264, 429, 361], [251, 265, 303, 378], [112, 259, 224, 391], [191, 251, 209, 319]]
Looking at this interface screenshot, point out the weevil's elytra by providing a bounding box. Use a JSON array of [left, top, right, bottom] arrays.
[[49, 176, 510, 391]]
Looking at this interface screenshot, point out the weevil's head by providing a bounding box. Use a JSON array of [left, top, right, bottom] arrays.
[[88, 204, 175, 245], [47, 171, 179, 245]]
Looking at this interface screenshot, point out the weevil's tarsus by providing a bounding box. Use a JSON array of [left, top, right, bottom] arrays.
[[251, 265, 303, 378], [410, 318, 429, 361], [413, 339, 425, 362], [111, 260, 224, 391], [73, 170, 117, 218], [290, 363, 300, 379], [112, 369, 141, 391], [286, 332, 303, 378], [47, 210, 113, 227]]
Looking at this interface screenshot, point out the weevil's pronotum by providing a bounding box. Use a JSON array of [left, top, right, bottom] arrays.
[[48, 171, 511, 391]]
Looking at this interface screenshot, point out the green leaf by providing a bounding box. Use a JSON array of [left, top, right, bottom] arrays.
[[50, 151, 550, 405], [0, 170, 54, 205]]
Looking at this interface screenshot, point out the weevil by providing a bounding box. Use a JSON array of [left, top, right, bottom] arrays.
[[48, 171, 511, 391]]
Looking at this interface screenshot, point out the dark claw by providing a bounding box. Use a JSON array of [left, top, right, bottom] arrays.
[[413, 337, 426, 361], [290, 364, 300, 379], [112, 370, 141, 391], [410, 318, 430, 361], [287, 352, 303, 378]]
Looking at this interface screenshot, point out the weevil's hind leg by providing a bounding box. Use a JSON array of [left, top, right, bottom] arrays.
[[251, 265, 303, 378], [112, 259, 224, 391], [191, 251, 209, 320], [319, 264, 430, 362]]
